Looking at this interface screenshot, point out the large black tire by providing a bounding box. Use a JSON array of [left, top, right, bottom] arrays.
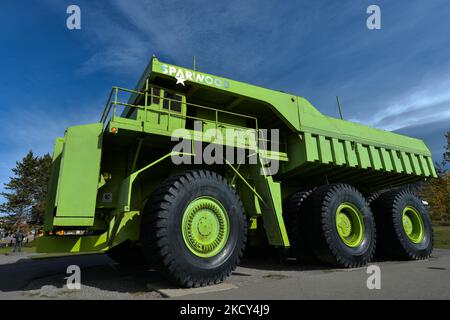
[[106, 241, 145, 266], [304, 184, 376, 268], [366, 192, 383, 205], [283, 189, 316, 263], [141, 170, 247, 287], [370, 189, 433, 260]]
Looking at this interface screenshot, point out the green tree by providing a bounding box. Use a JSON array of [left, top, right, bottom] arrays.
[[445, 132, 450, 164], [0, 151, 52, 227], [30, 153, 52, 225], [420, 132, 450, 225]]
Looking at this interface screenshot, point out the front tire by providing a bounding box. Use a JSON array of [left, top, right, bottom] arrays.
[[141, 170, 247, 287]]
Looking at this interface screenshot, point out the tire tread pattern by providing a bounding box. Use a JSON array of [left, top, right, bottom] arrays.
[[306, 184, 376, 268], [141, 170, 247, 287], [371, 188, 433, 260], [283, 189, 316, 262]]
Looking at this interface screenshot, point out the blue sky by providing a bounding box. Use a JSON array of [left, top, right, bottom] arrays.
[[0, 0, 449, 204]]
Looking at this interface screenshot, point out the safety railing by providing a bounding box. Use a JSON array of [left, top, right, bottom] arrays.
[[100, 86, 144, 124], [100, 85, 287, 153]]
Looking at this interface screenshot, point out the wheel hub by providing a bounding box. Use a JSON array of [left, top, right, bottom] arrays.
[[182, 197, 230, 258], [402, 215, 413, 235], [402, 206, 425, 244], [337, 214, 352, 238], [335, 203, 364, 248], [197, 216, 213, 236]]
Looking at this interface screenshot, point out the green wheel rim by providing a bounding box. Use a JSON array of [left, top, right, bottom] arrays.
[[182, 196, 230, 258], [335, 203, 364, 248], [402, 206, 425, 244]]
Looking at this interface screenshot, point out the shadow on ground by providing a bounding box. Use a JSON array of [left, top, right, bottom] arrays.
[[0, 252, 338, 294], [0, 254, 159, 294]]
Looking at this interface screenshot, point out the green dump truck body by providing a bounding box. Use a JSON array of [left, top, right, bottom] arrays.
[[135, 57, 436, 188], [39, 56, 436, 268]]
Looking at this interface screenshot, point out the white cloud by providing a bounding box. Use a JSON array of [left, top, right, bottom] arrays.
[[348, 72, 450, 131], [77, 0, 299, 80]]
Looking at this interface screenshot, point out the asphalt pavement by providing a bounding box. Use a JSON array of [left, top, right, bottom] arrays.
[[0, 249, 449, 300]]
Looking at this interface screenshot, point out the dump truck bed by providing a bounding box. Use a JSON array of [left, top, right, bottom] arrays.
[[280, 99, 436, 189]]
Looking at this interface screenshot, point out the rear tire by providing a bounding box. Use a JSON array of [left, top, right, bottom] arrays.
[[283, 190, 316, 262], [141, 170, 247, 287], [305, 184, 376, 268], [370, 189, 433, 260]]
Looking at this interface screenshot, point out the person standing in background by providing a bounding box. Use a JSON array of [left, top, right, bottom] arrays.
[[13, 229, 24, 252]]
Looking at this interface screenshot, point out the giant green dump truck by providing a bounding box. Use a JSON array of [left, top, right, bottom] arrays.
[[39, 56, 436, 287]]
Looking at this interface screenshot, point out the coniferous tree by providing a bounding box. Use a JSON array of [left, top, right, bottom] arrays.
[[420, 132, 450, 225], [0, 151, 52, 227]]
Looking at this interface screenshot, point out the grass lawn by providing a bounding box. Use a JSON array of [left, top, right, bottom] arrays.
[[0, 241, 37, 255], [434, 226, 450, 249]]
